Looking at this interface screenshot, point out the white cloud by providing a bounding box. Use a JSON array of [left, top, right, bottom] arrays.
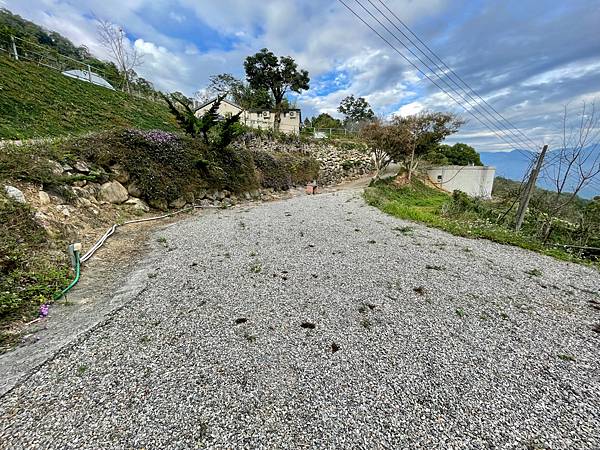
[[3, 0, 600, 152], [394, 101, 425, 117]]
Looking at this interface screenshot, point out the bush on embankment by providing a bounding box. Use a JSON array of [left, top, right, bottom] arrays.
[[1, 128, 321, 206]]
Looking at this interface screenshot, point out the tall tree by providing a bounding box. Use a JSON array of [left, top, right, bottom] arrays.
[[97, 18, 143, 93], [360, 120, 396, 177], [390, 112, 464, 181], [244, 48, 309, 132], [428, 143, 483, 166], [198, 73, 273, 110], [338, 95, 375, 129], [312, 113, 343, 129], [361, 112, 463, 181]]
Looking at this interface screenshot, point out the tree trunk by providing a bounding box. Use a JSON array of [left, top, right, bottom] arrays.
[[541, 218, 553, 243], [407, 145, 415, 182], [274, 110, 281, 133]]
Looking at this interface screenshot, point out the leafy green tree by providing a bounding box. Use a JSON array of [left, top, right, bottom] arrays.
[[203, 73, 273, 110], [312, 113, 343, 129], [360, 120, 396, 177], [362, 112, 463, 181], [338, 95, 375, 129], [244, 48, 310, 132], [427, 143, 483, 166]]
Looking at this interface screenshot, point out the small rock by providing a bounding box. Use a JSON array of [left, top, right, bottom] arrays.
[[111, 164, 130, 184], [49, 160, 64, 176], [4, 185, 26, 203], [83, 183, 101, 197], [74, 197, 92, 208], [127, 182, 142, 198], [72, 180, 87, 188], [149, 198, 168, 211], [98, 181, 128, 204], [38, 191, 51, 205], [74, 161, 90, 173], [125, 197, 150, 212], [71, 187, 89, 198], [200, 199, 211, 207], [196, 189, 207, 200], [213, 200, 222, 207], [56, 205, 71, 217], [169, 197, 186, 209], [62, 164, 73, 172]]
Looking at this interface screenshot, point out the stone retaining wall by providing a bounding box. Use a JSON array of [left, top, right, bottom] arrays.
[[234, 137, 374, 186]]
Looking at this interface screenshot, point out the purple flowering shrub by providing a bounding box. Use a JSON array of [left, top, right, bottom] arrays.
[[77, 128, 260, 203]]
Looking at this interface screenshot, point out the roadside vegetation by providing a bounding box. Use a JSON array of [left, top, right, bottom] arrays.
[[359, 108, 599, 265], [364, 174, 600, 262], [0, 190, 69, 349]]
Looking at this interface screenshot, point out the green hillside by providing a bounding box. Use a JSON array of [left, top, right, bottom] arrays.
[[0, 55, 179, 139]]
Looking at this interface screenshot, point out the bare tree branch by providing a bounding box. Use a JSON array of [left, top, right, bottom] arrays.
[[96, 18, 143, 93], [540, 100, 600, 240]]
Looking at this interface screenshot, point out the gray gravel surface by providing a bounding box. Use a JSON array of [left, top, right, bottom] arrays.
[[1, 189, 599, 449]]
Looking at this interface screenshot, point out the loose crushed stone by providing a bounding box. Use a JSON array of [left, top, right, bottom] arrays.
[[1, 189, 599, 449]]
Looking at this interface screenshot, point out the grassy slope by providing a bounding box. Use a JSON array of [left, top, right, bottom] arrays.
[[363, 178, 586, 264], [0, 55, 178, 139]]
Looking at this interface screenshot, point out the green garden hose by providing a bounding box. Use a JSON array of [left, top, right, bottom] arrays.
[[53, 250, 80, 301]]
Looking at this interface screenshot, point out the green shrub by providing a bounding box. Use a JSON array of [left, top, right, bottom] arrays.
[[0, 192, 69, 342], [68, 129, 260, 202]]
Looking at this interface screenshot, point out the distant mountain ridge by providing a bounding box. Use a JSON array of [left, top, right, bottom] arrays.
[[480, 147, 599, 199]]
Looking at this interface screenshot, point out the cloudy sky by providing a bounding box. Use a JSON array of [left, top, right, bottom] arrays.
[[4, 0, 600, 152]]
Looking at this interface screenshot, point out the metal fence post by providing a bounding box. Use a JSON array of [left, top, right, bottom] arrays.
[[87, 64, 92, 83], [10, 36, 19, 61]]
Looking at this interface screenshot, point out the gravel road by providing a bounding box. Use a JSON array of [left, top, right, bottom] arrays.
[[1, 188, 599, 449]]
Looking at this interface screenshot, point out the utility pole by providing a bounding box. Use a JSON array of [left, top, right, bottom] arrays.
[[515, 144, 548, 231]]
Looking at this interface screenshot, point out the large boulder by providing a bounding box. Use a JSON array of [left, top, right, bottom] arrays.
[[98, 181, 128, 204], [4, 185, 26, 204]]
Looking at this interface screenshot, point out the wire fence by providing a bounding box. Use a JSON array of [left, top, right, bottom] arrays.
[[301, 127, 360, 138], [0, 34, 162, 103]]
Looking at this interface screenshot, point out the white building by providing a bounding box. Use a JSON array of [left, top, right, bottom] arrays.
[[194, 98, 301, 135], [427, 166, 496, 199]]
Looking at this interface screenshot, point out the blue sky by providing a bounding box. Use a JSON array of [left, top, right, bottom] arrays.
[[3, 0, 600, 153]]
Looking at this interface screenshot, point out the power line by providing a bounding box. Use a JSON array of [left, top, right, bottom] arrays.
[[338, 0, 539, 157], [371, 0, 541, 152], [356, 0, 536, 155]]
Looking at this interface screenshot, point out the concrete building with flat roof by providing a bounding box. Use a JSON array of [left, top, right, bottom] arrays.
[[427, 166, 496, 198]]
